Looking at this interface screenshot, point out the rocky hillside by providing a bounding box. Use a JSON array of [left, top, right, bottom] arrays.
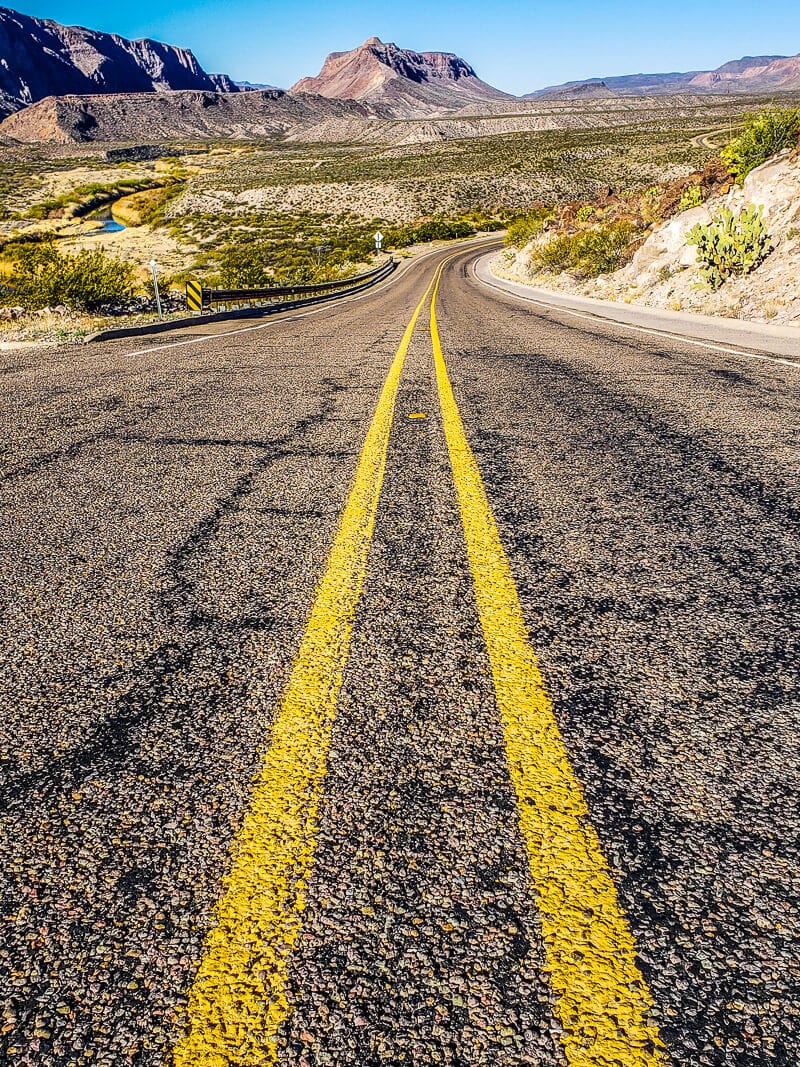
[[0, 88, 378, 143], [290, 37, 511, 116], [689, 54, 800, 92], [497, 150, 800, 326], [532, 53, 800, 96], [0, 5, 237, 118], [0, 86, 739, 146]]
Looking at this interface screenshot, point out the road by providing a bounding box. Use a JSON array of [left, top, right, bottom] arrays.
[[1, 241, 798, 1067]]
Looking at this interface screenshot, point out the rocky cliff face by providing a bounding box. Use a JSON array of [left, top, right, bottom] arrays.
[[0, 5, 238, 118], [291, 37, 511, 116]]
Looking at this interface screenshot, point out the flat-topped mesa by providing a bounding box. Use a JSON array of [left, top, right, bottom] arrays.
[[359, 39, 480, 84], [290, 36, 511, 116]]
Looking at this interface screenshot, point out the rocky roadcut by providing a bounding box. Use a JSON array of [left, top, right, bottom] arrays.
[[1, 244, 798, 1066], [498, 146, 800, 325]]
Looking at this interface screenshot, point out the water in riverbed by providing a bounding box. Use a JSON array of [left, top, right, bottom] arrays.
[[86, 210, 126, 235]]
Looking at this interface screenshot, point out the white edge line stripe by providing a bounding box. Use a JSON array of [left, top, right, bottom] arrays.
[[472, 259, 800, 370]]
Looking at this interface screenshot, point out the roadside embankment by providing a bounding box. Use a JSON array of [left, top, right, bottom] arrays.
[[496, 149, 800, 326]]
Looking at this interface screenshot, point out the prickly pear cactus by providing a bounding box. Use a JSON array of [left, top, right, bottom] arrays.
[[686, 206, 772, 290]]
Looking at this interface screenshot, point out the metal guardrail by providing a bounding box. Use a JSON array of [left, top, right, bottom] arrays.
[[186, 257, 395, 313]]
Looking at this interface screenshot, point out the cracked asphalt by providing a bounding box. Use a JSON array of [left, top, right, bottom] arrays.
[[1, 243, 798, 1066]]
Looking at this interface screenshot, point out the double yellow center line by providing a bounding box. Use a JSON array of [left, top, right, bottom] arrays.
[[173, 255, 667, 1067]]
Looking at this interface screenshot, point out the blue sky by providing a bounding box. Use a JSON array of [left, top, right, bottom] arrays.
[[10, 0, 800, 93]]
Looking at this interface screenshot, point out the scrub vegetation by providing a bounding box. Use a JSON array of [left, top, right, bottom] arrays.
[[530, 221, 642, 277], [0, 92, 793, 335], [721, 106, 800, 183], [0, 237, 135, 310]]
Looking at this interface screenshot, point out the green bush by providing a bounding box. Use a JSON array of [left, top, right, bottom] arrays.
[[216, 241, 272, 287], [413, 218, 475, 242], [2, 238, 136, 309], [505, 208, 554, 248], [214, 239, 359, 288], [721, 107, 800, 183], [467, 212, 505, 232], [386, 217, 476, 248], [531, 221, 641, 277], [678, 185, 704, 212], [686, 206, 771, 290]]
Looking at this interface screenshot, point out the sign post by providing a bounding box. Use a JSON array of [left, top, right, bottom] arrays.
[[149, 260, 163, 320], [374, 231, 383, 252]]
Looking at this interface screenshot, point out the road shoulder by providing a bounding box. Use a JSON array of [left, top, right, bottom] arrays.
[[475, 253, 800, 363]]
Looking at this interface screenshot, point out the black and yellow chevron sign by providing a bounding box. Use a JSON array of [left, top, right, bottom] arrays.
[[186, 279, 203, 312]]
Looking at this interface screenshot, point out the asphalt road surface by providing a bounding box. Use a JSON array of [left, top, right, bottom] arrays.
[[1, 242, 798, 1067]]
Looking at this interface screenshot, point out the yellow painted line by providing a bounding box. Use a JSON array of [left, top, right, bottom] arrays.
[[172, 268, 440, 1067], [429, 267, 667, 1067]]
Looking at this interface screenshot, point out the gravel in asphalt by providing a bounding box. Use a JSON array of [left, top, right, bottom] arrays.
[[1, 244, 798, 1066], [436, 256, 800, 1066]]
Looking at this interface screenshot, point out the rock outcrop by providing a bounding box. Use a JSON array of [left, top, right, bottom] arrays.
[[0, 5, 239, 118], [290, 37, 511, 116], [499, 151, 800, 326]]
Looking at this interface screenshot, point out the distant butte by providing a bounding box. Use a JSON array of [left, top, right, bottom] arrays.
[[290, 37, 512, 117]]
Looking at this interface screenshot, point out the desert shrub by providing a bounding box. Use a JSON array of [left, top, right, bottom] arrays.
[[385, 216, 475, 248], [213, 238, 360, 288], [721, 107, 800, 183], [216, 241, 272, 287], [461, 210, 504, 232], [686, 206, 771, 290], [2, 238, 136, 309], [678, 185, 704, 211], [575, 205, 594, 223], [531, 221, 641, 277], [658, 264, 674, 283], [411, 218, 475, 243], [505, 208, 554, 248]]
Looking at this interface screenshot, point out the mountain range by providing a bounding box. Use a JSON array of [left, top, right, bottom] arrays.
[[1, 4, 800, 141], [531, 54, 800, 96]]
